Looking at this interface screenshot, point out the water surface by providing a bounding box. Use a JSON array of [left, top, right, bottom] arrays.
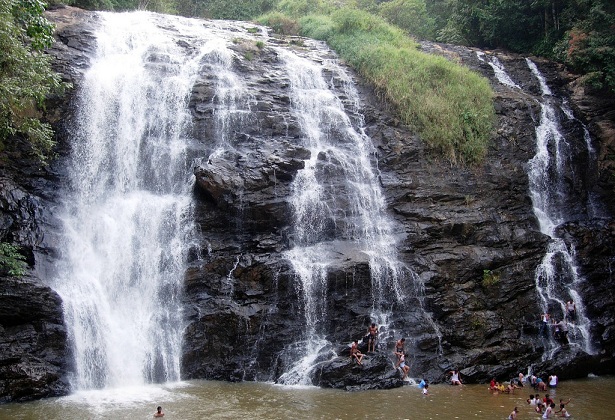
[[1, 376, 610, 419]]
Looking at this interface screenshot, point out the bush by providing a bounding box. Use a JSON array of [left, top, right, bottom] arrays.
[[258, 12, 300, 35], [0, 242, 27, 277], [0, 0, 66, 161]]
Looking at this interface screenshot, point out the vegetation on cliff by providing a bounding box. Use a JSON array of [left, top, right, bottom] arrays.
[[260, 8, 494, 165], [0, 0, 65, 160]]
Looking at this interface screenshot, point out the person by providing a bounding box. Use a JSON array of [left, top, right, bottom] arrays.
[[536, 377, 547, 391], [154, 406, 164, 417], [556, 403, 571, 418], [507, 381, 520, 394], [508, 406, 519, 420], [559, 398, 571, 407], [530, 374, 537, 388], [556, 320, 569, 343], [395, 352, 410, 379], [548, 374, 558, 388], [540, 312, 550, 335], [518, 372, 525, 387], [542, 402, 556, 418], [535, 401, 545, 414], [489, 377, 497, 392], [367, 323, 378, 353], [527, 394, 537, 405], [350, 340, 363, 365], [449, 369, 462, 385], [566, 300, 576, 320], [393, 337, 405, 368], [418, 378, 426, 389], [544, 393, 554, 406], [422, 383, 429, 395]]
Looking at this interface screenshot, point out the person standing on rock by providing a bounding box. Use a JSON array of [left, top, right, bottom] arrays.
[[367, 323, 378, 353], [566, 300, 576, 320], [539, 312, 550, 335], [394, 337, 405, 361], [350, 339, 364, 365]]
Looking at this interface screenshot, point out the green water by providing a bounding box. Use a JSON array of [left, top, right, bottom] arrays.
[[0, 376, 610, 419]]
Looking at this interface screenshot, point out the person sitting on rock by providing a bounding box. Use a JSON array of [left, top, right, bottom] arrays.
[[350, 339, 363, 366], [396, 352, 410, 379]]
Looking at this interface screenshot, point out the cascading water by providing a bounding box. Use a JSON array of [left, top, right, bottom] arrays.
[[525, 58, 594, 358], [52, 12, 216, 389], [275, 48, 422, 385]]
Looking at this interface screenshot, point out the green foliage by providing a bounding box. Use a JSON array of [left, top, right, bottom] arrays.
[[257, 11, 300, 35], [172, 0, 273, 19], [378, 0, 435, 39], [0, 0, 66, 161], [562, 0, 615, 92], [0, 242, 27, 277], [431, 0, 615, 93], [482, 269, 500, 287], [296, 8, 494, 165]]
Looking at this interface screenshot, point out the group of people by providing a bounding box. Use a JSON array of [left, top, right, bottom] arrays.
[[348, 324, 412, 382], [539, 300, 576, 343], [349, 323, 380, 366], [526, 394, 572, 418]]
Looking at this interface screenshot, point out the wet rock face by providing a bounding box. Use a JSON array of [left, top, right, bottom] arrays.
[[2, 6, 614, 401]]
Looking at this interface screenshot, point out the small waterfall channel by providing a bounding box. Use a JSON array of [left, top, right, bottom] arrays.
[[52, 12, 214, 390], [479, 52, 596, 358], [525, 59, 594, 358], [275, 48, 423, 385]]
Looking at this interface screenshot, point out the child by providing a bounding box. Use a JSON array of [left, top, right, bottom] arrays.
[[422, 383, 429, 395]]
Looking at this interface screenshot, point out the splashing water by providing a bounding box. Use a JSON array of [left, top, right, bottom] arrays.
[[52, 12, 220, 390]]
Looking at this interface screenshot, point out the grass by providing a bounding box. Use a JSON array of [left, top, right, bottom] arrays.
[[259, 8, 495, 165]]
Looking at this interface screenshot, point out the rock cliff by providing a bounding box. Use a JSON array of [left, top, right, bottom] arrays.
[[0, 6, 613, 401]]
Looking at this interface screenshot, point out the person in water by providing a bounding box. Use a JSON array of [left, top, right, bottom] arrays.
[[367, 323, 378, 353], [154, 406, 164, 417], [507, 406, 519, 420], [449, 369, 462, 385]]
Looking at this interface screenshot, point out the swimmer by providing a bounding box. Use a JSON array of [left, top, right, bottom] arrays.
[[154, 406, 164, 417]]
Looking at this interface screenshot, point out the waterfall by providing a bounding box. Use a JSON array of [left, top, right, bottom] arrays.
[[52, 12, 212, 389], [476, 51, 521, 89], [525, 59, 594, 357], [275, 48, 420, 385]]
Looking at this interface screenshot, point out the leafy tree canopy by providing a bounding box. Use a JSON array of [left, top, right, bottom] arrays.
[[0, 0, 64, 160]]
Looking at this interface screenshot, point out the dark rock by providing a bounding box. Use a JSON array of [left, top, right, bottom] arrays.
[[313, 352, 405, 391]]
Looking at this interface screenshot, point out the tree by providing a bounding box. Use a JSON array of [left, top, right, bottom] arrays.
[[378, 0, 435, 39], [0, 0, 65, 161]]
